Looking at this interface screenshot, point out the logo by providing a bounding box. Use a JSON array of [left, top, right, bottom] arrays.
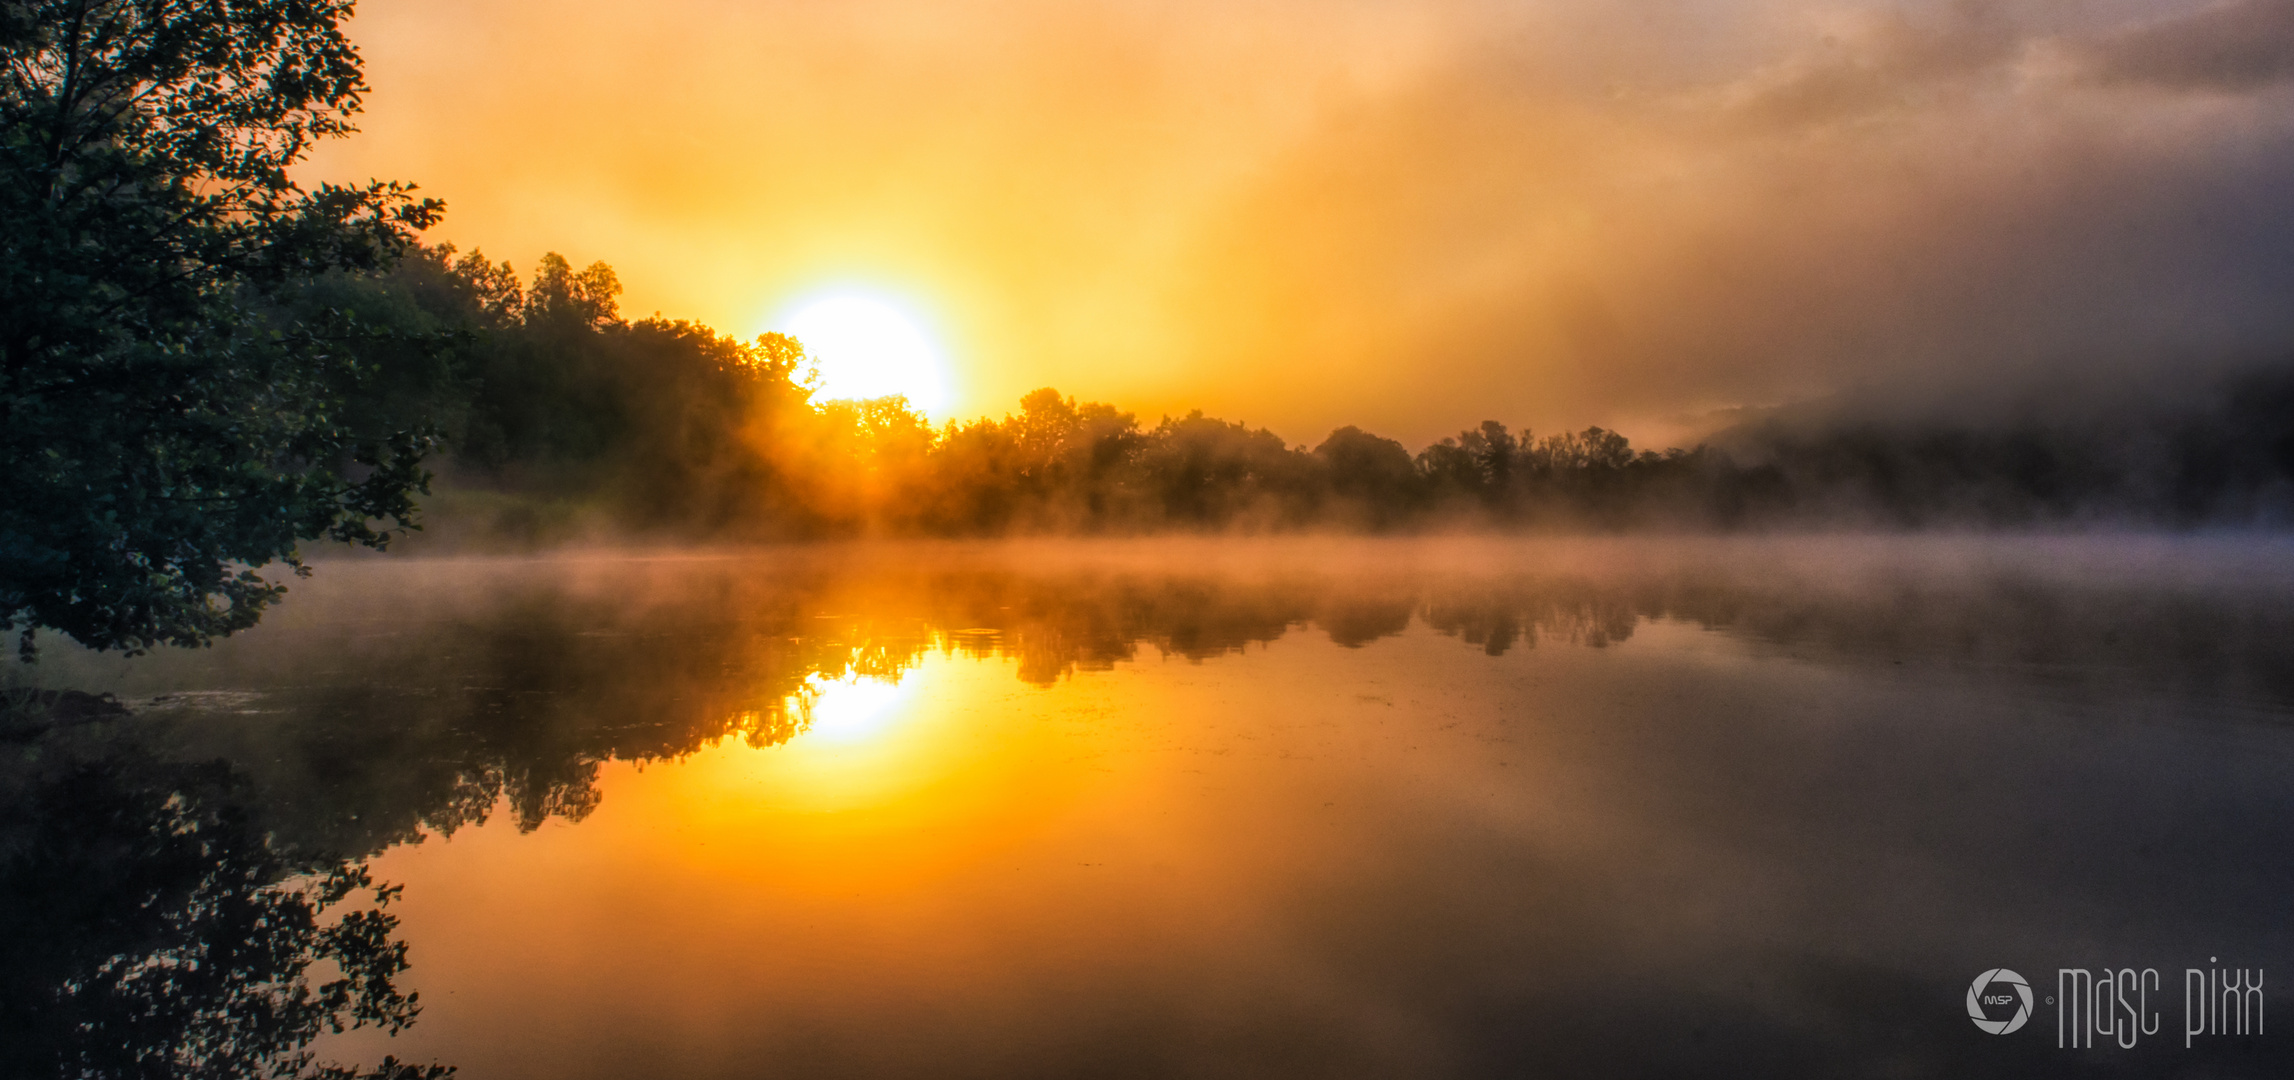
[[1969, 968, 2034, 1034], [1969, 958, 2265, 1050]]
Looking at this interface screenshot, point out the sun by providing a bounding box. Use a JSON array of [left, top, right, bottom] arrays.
[[774, 293, 951, 415]]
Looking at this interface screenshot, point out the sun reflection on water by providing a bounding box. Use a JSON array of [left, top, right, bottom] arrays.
[[792, 671, 916, 746], [690, 658, 984, 818]]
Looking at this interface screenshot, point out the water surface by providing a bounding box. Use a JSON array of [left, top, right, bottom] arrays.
[[6, 537, 2291, 1078]]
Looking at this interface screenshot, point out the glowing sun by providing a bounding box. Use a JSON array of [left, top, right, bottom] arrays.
[[775, 294, 950, 414]]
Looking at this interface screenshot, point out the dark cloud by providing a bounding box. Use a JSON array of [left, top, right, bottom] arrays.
[[1727, 5, 2028, 128], [1154, 2, 2294, 442], [2081, 0, 2294, 92]]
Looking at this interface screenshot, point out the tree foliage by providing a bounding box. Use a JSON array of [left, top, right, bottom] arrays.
[[315, 243, 2294, 542], [1, 0, 444, 654]]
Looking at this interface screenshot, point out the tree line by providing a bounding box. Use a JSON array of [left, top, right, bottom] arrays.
[[337, 243, 1760, 539], [322, 244, 2294, 545]]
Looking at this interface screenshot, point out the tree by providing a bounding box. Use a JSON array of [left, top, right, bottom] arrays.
[[1418, 422, 1522, 510], [1, 1, 444, 655], [1141, 410, 1309, 526], [1313, 426, 1420, 527]]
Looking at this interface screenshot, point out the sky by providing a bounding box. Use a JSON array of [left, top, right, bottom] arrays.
[[302, 0, 2294, 446]]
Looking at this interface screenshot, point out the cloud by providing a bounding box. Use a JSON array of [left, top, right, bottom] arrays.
[[311, 0, 2294, 445], [1722, 4, 2030, 128], [1155, 1, 2294, 439], [2080, 0, 2294, 92]]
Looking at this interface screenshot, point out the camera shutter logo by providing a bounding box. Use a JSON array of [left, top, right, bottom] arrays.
[[1968, 969, 2034, 1034]]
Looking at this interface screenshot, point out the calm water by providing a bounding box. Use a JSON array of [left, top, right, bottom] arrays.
[[6, 537, 2292, 1078]]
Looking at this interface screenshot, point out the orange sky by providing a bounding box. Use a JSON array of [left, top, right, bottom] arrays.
[[303, 0, 2294, 446]]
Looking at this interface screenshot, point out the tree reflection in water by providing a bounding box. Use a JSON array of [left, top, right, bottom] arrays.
[[0, 733, 452, 1080], [21, 547, 2294, 855], [5, 541, 2293, 1075]]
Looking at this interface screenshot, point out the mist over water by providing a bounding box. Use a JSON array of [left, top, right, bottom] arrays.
[[6, 537, 2293, 1077]]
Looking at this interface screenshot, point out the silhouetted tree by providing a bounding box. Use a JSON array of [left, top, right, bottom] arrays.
[[278, 242, 2294, 539], [1, 0, 445, 654], [1314, 426, 1422, 528], [1140, 410, 1314, 527]]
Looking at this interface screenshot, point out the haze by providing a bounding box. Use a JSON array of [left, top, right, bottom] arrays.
[[302, 0, 2294, 444]]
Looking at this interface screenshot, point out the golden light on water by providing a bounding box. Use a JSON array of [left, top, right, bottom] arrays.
[[772, 293, 953, 415], [329, 606, 1571, 1078], [793, 672, 916, 746], [682, 653, 1073, 822], [258, 546, 2294, 1075]]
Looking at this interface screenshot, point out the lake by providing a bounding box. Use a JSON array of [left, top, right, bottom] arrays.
[[5, 537, 2290, 1078]]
